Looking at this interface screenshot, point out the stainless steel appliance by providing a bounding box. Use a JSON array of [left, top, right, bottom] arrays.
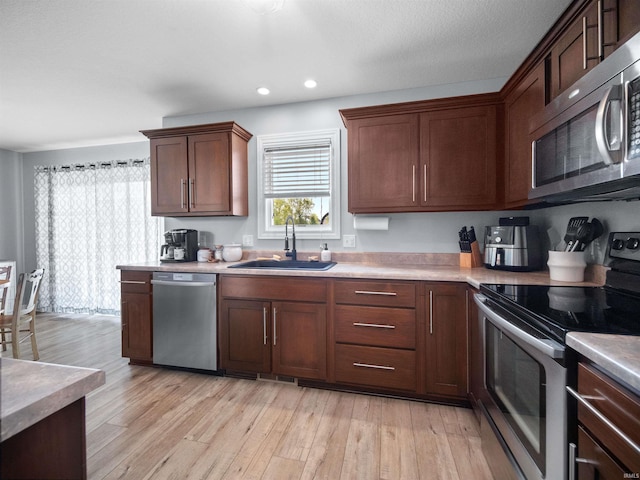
[[160, 229, 198, 263], [151, 272, 217, 371], [474, 231, 640, 480], [484, 224, 543, 271], [530, 31, 640, 202]]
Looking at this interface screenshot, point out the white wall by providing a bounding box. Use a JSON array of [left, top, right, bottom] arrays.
[[0, 148, 25, 273], [16, 80, 640, 271]]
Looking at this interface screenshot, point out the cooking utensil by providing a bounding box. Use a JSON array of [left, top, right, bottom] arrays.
[[571, 223, 593, 251], [563, 217, 589, 251], [573, 218, 604, 251]]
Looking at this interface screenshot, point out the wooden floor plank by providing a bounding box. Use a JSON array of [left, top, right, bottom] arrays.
[[8, 312, 494, 480]]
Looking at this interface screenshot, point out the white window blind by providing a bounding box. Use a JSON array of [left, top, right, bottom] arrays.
[[263, 142, 332, 198]]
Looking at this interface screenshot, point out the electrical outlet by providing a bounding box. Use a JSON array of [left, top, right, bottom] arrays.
[[343, 235, 356, 248], [242, 235, 254, 247]]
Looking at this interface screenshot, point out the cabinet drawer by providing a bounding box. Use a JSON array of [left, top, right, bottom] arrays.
[[577, 362, 640, 473], [335, 344, 416, 391], [120, 271, 152, 293], [333, 280, 416, 307], [334, 305, 415, 349], [220, 275, 326, 302], [577, 426, 627, 479]]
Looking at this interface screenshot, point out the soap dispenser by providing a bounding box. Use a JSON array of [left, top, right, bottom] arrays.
[[320, 243, 331, 262]]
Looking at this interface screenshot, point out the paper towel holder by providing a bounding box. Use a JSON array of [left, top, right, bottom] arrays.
[[353, 215, 390, 231]]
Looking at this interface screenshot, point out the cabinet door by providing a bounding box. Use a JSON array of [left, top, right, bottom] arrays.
[[219, 299, 271, 373], [618, 0, 640, 47], [347, 114, 419, 213], [420, 106, 497, 209], [150, 136, 189, 215], [121, 291, 152, 363], [504, 63, 546, 207], [272, 301, 326, 380], [425, 283, 468, 398], [467, 286, 483, 416], [551, 1, 601, 99], [188, 132, 231, 214]]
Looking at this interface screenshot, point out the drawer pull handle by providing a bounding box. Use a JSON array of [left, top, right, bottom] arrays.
[[119, 280, 147, 285], [567, 386, 640, 456], [354, 290, 397, 296], [353, 322, 395, 329], [353, 362, 395, 371]]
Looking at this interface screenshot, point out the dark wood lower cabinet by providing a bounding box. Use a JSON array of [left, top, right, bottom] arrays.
[[424, 283, 469, 399], [335, 343, 416, 391], [120, 270, 152, 365], [576, 426, 627, 480], [219, 299, 271, 373], [572, 361, 640, 478], [219, 275, 469, 403], [218, 276, 327, 381]]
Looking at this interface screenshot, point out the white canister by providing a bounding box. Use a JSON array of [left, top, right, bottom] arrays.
[[197, 248, 212, 262], [547, 250, 587, 282], [222, 244, 243, 262]]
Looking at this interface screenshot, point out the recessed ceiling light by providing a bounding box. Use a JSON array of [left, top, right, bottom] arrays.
[[257, 87, 270, 95], [304, 79, 317, 89]]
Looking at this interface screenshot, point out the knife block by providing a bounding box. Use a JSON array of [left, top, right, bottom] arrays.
[[460, 241, 483, 268]]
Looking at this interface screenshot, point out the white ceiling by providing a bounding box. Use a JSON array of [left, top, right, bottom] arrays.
[[0, 0, 572, 153]]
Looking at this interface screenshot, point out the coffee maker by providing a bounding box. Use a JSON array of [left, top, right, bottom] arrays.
[[160, 229, 198, 262]]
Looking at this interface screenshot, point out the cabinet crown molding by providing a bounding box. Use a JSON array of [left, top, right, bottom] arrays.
[[339, 92, 502, 126], [140, 121, 253, 142]]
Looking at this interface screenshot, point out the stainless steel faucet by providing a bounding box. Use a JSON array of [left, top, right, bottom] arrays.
[[284, 216, 297, 261]]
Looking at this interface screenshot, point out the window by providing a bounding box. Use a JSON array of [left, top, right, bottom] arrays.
[[257, 129, 340, 239]]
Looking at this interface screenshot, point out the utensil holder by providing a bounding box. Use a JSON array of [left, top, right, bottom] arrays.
[[547, 251, 587, 282], [460, 241, 483, 268]]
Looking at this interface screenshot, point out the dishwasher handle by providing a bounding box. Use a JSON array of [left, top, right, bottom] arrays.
[[151, 279, 216, 287]]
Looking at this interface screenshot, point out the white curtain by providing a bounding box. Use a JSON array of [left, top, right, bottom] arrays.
[[34, 158, 161, 315]]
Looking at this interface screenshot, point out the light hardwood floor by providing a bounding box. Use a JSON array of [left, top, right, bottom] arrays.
[[4, 312, 494, 480]]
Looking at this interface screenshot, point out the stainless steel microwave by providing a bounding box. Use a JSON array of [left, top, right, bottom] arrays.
[[530, 31, 640, 202]]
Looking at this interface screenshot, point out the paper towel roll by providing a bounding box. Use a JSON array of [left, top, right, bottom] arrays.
[[353, 216, 389, 230]]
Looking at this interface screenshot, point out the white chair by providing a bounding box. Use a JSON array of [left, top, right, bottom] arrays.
[[0, 265, 12, 350], [0, 269, 45, 360]]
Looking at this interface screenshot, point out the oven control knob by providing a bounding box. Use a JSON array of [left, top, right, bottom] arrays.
[[626, 237, 640, 250], [612, 238, 625, 250], [494, 236, 502, 243]]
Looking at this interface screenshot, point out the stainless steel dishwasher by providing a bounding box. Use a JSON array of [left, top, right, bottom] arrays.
[[151, 272, 217, 371]]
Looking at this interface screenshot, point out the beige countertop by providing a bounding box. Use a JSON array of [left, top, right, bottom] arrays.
[[0, 358, 105, 442], [567, 333, 640, 393], [117, 257, 601, 288]]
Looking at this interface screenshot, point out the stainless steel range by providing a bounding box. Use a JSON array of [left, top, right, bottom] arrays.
[[474, 231, 640, 480]]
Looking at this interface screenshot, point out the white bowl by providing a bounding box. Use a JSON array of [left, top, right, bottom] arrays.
[[222, 244, 243, 262]]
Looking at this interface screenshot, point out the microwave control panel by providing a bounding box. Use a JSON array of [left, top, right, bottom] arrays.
[[629, 76, 640, 160]]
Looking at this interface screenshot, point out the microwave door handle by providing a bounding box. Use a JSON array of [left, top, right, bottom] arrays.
[[595, 84, 623, 165]]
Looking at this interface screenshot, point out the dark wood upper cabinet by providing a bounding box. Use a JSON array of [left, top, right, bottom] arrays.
[[420, 105, 498, 209], [140, 122, 252, 217], [346, 113, 419, 212], [503, 62, 546, 208], [549, 0, 640, 100], [340, 94, 501, 213]]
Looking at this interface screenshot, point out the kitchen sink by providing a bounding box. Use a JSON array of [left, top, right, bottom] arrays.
[[228, 259, 336, 270]]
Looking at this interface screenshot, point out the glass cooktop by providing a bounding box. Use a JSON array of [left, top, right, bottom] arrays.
[[480, 283, 640, 342]]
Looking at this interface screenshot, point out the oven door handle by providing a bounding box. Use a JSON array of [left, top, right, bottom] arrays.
[[474, 294, 565, 359]]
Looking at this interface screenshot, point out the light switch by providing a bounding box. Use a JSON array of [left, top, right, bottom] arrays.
[[242, 235, 254, 247], [343, 235, 356, 248]]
